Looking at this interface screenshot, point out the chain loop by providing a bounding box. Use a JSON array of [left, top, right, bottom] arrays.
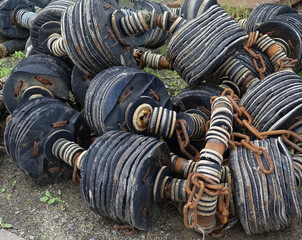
[[184, 173, 230, 229], [229, 132, 274, 174], [184, 172, 205, 228], [260, 130, 302, 153], [176, 119, 200, 161], [243, 45, 266, 79], [276, 57, 298, 71]]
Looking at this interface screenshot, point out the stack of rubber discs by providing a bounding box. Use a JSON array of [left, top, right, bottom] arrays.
[[180, 0, 217, 20], [84, 66, 171, 135], [133, 0, 171, 49], [30, 0, 78, 54], [3, 53, 72, 113], [218, 76, 241, 96], [80, 130, 171, 230], [176, 109, 207, 140], [146, 107, 207, 140], [245, 3, 297, 33], [4, 97, 91, 183], [0, 0, 36, 39], [239, 71, 302, 133], [61, 0, 136, 76], [166, 4, 248, 86], [230, 137, 302, 234], [288, 120, 302, 186], [147, 106, 176, 138]]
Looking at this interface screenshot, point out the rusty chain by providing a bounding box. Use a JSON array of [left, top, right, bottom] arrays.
[[183, 173, 230, 230], [229, 132, 274, 174], [276, 57, 298, 71], [222, 88, 302, 173], [243, 32, 266, 80], [175, 119, 200, 161], [183, 172, 205, 229], [133, 49, 144, 69], [184, 87, 301, 234], [113, 224, 136, 236]]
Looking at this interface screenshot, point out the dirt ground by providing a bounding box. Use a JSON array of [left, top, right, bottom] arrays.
[[1, 142, 302, 240]]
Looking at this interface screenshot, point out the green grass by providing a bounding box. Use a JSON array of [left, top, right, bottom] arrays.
[[0, 62, 13, 78], [222, 4, 251, 18], [0, 50, 25, 78], [144, 67, 187, 98]]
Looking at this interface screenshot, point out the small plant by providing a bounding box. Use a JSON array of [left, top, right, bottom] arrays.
[[40, 190, 64, 205], [12, 180, 17, 187], [87, 224, 94, 230], [159, 45, 167, 56], [144, 67, 155, 75], [1, 188, 5, 193], [10, 51, 25, 60], [0, 64, 12, 77], [0, 218, 12, 229], [6, 193, 11, 200]]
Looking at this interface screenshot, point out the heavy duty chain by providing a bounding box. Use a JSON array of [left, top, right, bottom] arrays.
[[175, 119, 200, 161], [222, 88, 302, 173], [243, 32, 266, 79], [229, 132, 274, 174], [184, 173, 230, 229], [276, 57, 298, 71], [183, 172, 205, 228]]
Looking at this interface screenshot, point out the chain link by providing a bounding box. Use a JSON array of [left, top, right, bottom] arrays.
[[243, 32, 266, 79], [276, 57, 298, 71], [175, 119, 200, 161], [183, 173, 230, 229], [183, 172, 205, 228], [229, 132, 274, 174]]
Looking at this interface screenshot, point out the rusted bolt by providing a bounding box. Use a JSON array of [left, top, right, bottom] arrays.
[[35, 76, 52, 85], [32, 140, 39, 157], [142, 167, 151, 182], [141, 207, 148, 215], [103, 3, 111, 10], [118, 87, 133, 103], [51, 120, 69, 128], [106, 26, 116, 41], [14, 81, 23, 96]]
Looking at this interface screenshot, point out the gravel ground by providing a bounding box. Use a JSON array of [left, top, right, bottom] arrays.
[[1, 149, 302, 240]]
